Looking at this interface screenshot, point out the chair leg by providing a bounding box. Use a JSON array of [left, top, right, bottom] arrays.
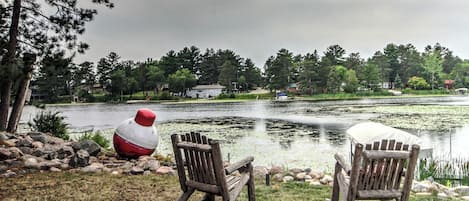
[[177, 188, 195, 201], [331, 162, 341, 201], [248, 164, 256, 201], [202, 193, 215, 201]]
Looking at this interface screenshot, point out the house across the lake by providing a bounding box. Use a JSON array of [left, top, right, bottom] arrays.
[[186, 84, 226, 99]]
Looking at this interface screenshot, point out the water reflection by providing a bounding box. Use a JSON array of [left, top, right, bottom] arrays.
[[20, 96, 469, 168]]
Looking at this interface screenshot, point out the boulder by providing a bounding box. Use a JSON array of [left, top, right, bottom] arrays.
[[2, 170, 16, 178], [31, 141, 44, 149], [138, 160, 160, 171], [57, 146, 74, 159], [320, 175, 333, 185], [451, 186, 469, 196], [412, 180, 433, 193], [308, 170, 325, 179], [16, 139, 33, 147], [295, 172, 307, 181], [69, 150, 90, 168], [50, 167, 61, 172], [130, 166, 145, 175], [272, 173, 284, 182], [18, 147, 33, 155], [289, 168, 303, 175], [282, 175, 294, 182], [28, 132, 48, 143], [8, 147, 23, 158], [0, 148, 12, 160], [253, 166, 268, 178], [81, 163, 105, 173], [23, 157, 40, 169], [269, 166, 282, 175], [156, 166, 175, 175], [72, 140, 101, 156], [39, 160, 62, 170]]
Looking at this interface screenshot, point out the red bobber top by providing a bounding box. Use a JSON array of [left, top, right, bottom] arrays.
[[134, 108, 156, 126]]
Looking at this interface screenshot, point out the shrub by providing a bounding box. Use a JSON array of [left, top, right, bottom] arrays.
[[78, 131, 110, 149], [29, 111, 69, 140]]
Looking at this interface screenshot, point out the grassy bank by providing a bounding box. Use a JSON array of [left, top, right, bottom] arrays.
[[0, 173, 456, 201]]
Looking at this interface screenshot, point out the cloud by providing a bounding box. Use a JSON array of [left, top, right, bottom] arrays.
[[75, 0, 469, 66]]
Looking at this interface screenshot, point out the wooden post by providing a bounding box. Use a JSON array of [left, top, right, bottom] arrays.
[[331, 162, 341, 201], [347, 143, 363, 201], [401, 145, 420, 201]]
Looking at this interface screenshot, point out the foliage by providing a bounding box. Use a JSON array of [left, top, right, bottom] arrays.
[[419, 156, 469, 186], [265, 49, 293, 91], [408, 76, 430, 90], [78, 131, 110, 149], [168, 69, 197, 96], [29, 111, 69, 140], [423, 49, 444, 90], [218, 61, 238, 91], [327, 65, 347, 93], [394, 73, 403, 89], [343, 69, 359, 93]]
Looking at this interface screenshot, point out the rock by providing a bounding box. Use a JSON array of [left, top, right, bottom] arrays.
[[415, 192, 432, 196], [320, 175, 333, 185], [138, 160, 160, 171], [295, 172, 307, 181], [16, 139, 33, 147], [24, 157, 40, 169], [31, 141, 44, 149], [39, 159, 62, 170], [81, 163, 104, 173], [2, 170, 16, 178], [269, 166, 282, 175], [72, 140, 101, 156], [18, 147, 33, 155], [8, 147, 23, 158], [111, 170, 120, 175], [50, 167, 61, 172], [289, 168, 303, 175], [304, 168, 312, 174], [121, 162, 133, 170], [131, 166, 145, 175], [451, 186, 469, 196], [462, 196, 469, 200], [253, 166, 268, 178], [143, 170, 152, 175], [308, 170, 324, 179], [0, 148, 12, 159], [272, 173, 284, 182], [156, 166, 174, 175], [437, 192, 448, 199], [69, 150, 90, 168], [282, 175, 294, 182], [304, 175, 312, 180], [57, 146, 74, 159], [309, 180, 322, 186], [28, 132, 48, 143], [412, 180, 433, 193]]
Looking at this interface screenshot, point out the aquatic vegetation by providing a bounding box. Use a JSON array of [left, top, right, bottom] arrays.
[[419, 156, 469, 186]]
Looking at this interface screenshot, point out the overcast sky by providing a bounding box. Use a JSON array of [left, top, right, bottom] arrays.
[[75, 0, 469, 67]]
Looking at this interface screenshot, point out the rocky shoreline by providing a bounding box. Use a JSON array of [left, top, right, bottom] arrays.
[[1, 131, 469, 200]]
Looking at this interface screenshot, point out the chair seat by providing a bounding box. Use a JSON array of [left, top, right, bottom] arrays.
[[357, 190, 402, 199], [226, 175, 241, 191]]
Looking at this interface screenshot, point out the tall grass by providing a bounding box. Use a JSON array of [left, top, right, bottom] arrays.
[[419, 155, 469, 186]]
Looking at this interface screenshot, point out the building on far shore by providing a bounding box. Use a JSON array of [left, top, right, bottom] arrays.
[[186, 84, 226, 99]]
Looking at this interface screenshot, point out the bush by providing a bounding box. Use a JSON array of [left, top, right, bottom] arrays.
[[29, 111, 69, 140], [78, 131, 110, 149]]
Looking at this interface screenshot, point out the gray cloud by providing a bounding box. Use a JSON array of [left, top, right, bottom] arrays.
[[75, 0, 469, 66]]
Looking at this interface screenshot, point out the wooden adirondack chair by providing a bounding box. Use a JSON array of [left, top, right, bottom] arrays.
[[171, 132, 255, 201], [332, 140, 420, 201]]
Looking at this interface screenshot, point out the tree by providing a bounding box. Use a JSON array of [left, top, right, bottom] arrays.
[[97, 52, 121, 87], [343, 69, 359, 93], [0, 0, 113, 132], [176, 46, 200, 75], [298, 51, 320, 95], [36, 51, 73, 103], [218, 61, 238, 92], [146, 65, 165, 94], [198, 49, 219, 84], [265, 49, 293, 91], [327, 65, 347, 93], [168, 69, 196, 96], [159, 50, 179, 77], [394, 73, 403, 89], [408, 76, 429, 90], [360, 62, 381, 90], [240, 58, 262, 90], [318, 45, 346, 92], [423, 50, 444, 90], [369, 51, 391, 88]]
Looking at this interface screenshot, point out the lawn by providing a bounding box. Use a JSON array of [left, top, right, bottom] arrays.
[[0, 173, 456, 201]]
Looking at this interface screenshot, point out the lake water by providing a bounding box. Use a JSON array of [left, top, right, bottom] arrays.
[[20, 96, 469, 170]]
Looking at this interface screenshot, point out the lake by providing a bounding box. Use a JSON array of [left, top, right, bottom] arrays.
[[20, 96, 469, 170]]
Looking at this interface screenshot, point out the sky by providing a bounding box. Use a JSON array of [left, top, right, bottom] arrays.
[[75, 0, 469, 67]]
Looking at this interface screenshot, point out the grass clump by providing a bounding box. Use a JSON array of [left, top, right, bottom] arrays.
[[78, 131, 111, 149], [28, 111, 69, 140]]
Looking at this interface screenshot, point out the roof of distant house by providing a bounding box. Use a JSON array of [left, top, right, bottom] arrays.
[[191, 84, 226, 90]]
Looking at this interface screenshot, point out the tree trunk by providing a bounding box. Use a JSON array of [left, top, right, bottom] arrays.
[[0, 0, 22, 131], [7, 54, 36, 133]]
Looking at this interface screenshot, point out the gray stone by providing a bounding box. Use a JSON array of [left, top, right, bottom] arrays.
[[272, 173, 284, 182], [50, 167, 61, 172], [39, 160, 62, 170], [18, 147, 33, 155], [156, 166, 174, 175], [8, 147, 23, 158], [0, 148, 12, 160], [295, 172, 307, 181], [269, 166, 282, 175], [253, 166, 268, 178], [57, 146, 74, 159], [143, 170, 152, 175], [81, 163, 104, 173], [412, 181, 433, 193], [28, 132, 48, 143], [31, 141, 44, 149], [309, 180, 322, 186], [2, 171, 16, 178], [131, 166, 145, 174], [69, 150, 90, 168], [24, 157, 40, 169], [462, 196, 469, 200], [320, 175, 333, 185], [282, 175, 294, 182], [308, 170, 324, 179], [72, 140, 101, 156], [16, 139, 33, 147], [139, 160, 160, 171], [451, 186, 469, 196], [289, 168, 303, 175]]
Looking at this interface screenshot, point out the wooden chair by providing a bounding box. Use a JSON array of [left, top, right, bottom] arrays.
[[171, 132, 255, 201], [332, 140, 420, 201]]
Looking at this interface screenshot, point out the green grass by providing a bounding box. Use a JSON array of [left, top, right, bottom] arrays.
[[0, 173, 459, 201]]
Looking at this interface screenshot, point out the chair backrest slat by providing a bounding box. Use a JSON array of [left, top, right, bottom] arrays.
[[171, 133, 227, 197]]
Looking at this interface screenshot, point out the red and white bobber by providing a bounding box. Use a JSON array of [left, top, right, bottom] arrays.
[[113, 108, 159, 158]]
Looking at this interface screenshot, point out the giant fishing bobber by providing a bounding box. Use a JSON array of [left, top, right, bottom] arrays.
[[113, 108, 159, 158]]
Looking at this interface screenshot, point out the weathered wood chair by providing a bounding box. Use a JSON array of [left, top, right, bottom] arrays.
[[171, 132, 255, 201], [332, 140, 420, 201]]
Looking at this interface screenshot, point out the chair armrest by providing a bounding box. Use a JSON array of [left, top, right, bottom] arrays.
[[334, 153, 351, 174], [225, 156, 254, 174]]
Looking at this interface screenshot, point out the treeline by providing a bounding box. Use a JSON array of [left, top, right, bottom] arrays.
[[34, 43, 469, 102]]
